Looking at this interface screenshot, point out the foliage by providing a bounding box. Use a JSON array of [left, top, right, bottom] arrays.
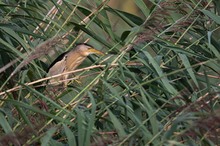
[[0, 0, 220, 145]]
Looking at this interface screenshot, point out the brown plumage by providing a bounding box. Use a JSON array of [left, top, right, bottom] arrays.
[[47, 43, 104, 86]]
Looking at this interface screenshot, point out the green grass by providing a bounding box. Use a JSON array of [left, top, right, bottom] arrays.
[[0, 0, 220, 145]]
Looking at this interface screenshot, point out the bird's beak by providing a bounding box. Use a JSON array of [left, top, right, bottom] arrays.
[[88, 48, 104, 55]]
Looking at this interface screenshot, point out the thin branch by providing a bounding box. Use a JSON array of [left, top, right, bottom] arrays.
[[196, 72, 220, 79], [0, 61, 144, 96], [0, 58, 19, 74]]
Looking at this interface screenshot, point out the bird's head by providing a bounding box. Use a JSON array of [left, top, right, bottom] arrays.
[[75, 43, 104, 56]]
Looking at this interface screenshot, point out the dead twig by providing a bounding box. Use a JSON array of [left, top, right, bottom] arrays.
[[0, 61, 144, 96]]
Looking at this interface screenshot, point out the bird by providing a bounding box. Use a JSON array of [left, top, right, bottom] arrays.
[[47, 43, 104, 86]]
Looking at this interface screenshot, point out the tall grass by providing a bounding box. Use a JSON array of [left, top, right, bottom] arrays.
[[0, 0, 220, 145]]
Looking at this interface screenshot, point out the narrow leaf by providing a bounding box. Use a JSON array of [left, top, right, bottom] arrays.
[[41, 127, 57, 146], [179, 53, 199, 87], [63, 124, 76, 146], [107, 108, 126, 138], [0, 112, 12, 133], [142, 51, 178, 95], [134, 0, 150, 16], [201, 9, 220, 24], [208, 43, 220, 60]]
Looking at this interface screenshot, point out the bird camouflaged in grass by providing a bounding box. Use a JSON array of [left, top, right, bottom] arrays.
[[34, 43, 104, 110], [47, 43, 104, 87]]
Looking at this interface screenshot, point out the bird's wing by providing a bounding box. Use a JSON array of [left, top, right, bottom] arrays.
[[47, 51, 69, 73], [47, 53, 68, 76]]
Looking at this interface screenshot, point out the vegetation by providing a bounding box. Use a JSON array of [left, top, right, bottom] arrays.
[[0, 0, 220, 145]]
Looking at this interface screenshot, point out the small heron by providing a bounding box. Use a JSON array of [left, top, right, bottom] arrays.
[[47, 43, 104, 86]]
